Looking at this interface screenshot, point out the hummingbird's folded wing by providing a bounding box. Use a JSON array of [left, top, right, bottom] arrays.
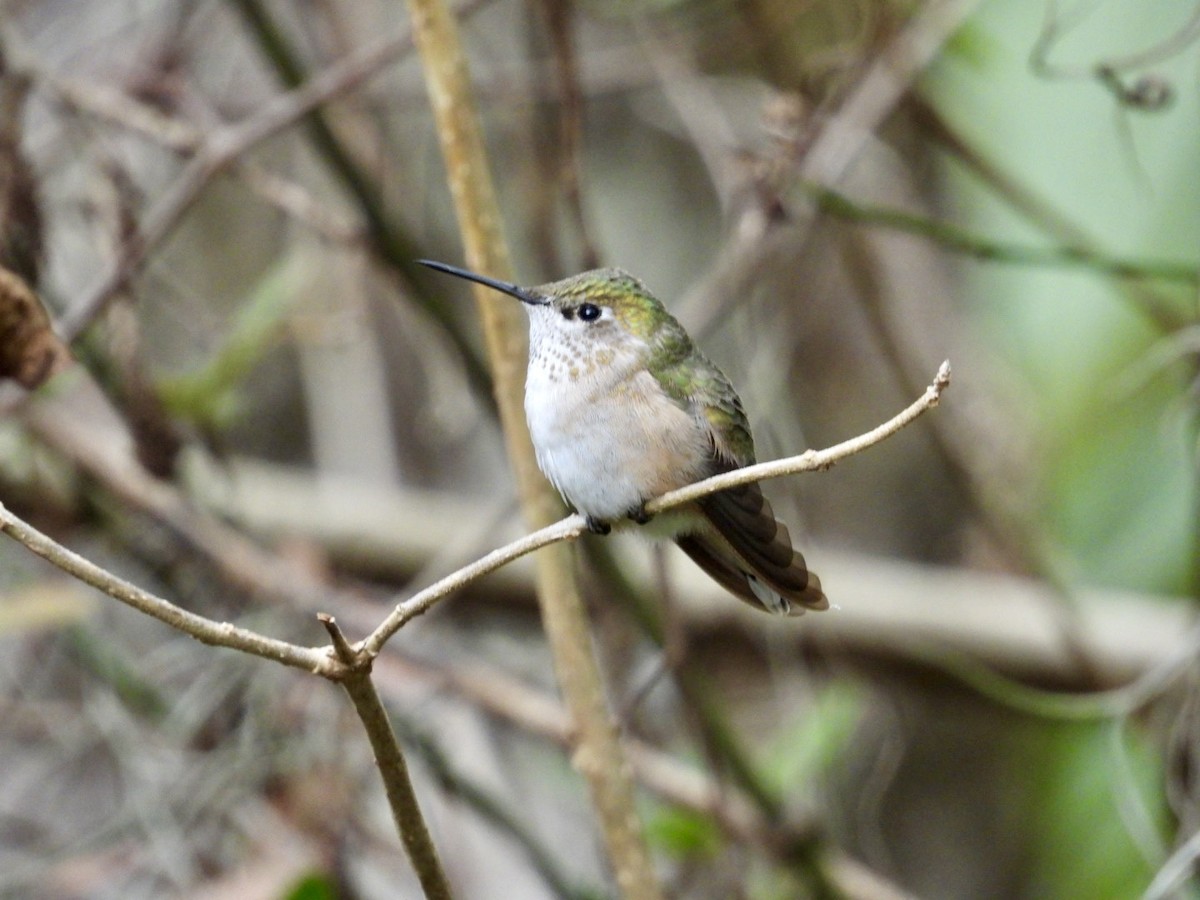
[[656, 349, 827, 614], [679, 481, 828, 615]]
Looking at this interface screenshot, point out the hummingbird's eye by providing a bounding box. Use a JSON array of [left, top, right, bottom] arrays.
[[578, 303, 602, 322]]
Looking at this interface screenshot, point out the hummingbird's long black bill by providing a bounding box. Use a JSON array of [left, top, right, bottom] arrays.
[[418, 259, 546, 306]]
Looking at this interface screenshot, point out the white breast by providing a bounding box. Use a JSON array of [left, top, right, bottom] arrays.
[[524, 355, 711, 523]]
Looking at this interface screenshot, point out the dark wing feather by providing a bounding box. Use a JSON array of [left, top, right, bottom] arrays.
[[653, 341, 827, 614], [676, 533, 779, 612], [696, 484, 828, 612]]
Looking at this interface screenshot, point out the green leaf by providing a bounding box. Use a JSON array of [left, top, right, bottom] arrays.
[[645, 804, 722, 859], [282, 872, 337, 900]]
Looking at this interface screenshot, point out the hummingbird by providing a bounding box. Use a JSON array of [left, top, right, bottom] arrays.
[[420, 260, 828, 616]]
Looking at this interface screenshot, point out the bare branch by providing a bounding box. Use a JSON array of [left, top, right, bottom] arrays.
[[363, 361, 951, 653], [645, 360, 951, 513], [0, 482, 452, 897], [0, 501, 334, 675], [8, 359, 947, 667], [362, 517, 582, 654], [0, 358, 948, 899], [318, 613, 360, 666], [338, 669, 453, 900]]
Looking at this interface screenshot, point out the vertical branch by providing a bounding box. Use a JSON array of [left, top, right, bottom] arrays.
[[322, 615, 453, 900], [534, 0, 601, 270], [341, 672, 453, 899], [402, 0, 663, 895]]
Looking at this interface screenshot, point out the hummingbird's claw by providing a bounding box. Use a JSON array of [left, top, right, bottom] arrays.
[[585, 516, 612, 535], [628, 504, 653, 526]]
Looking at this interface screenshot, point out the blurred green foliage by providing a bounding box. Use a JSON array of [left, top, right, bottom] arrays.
[[283, 872, 338, 900], [1023, 722, 1165, 899], [157, 253, 300, 432], [645, 803, 723, 859], [763, 682, 865, 800], [929, 1, 1200, 598], [925, 3, 1197, 896]]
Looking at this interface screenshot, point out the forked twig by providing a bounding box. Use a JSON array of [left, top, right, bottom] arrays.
[[0, 360, 949, 900]]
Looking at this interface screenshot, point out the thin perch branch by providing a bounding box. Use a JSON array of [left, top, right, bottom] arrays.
[[361, 361, 952, 653], [0, 362, 948, 665], [644, 359, 951, 511], [362, 518, 582, 654], [0, 501, 334, 675]]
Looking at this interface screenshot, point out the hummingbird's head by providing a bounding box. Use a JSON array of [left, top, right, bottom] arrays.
[[419, 261, 675, 356]]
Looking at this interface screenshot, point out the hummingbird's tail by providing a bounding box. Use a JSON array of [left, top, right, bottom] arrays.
[[675, 481, 827, 616]]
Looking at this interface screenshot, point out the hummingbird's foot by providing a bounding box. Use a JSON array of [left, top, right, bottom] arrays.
[[584, 516, 612, 535], [628, 504, 653, 526]]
